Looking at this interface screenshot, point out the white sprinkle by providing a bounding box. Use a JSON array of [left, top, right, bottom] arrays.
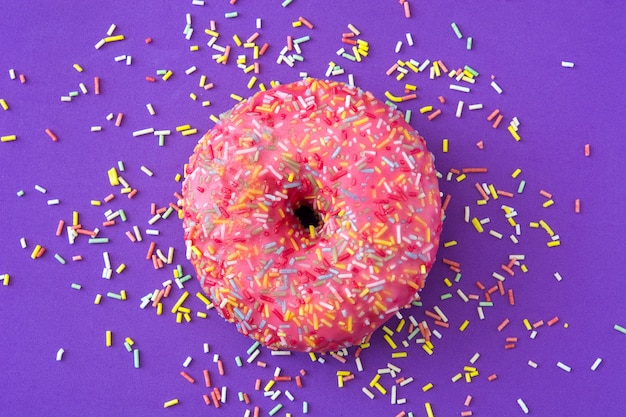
[[140, 166, 154, 176], [449, 84, 470, 93], [56, 348, 65, 361], [148, 214, 161, 225], [455, 100, 464, 118], [79, 83, 88, 94], [61, 96, 72, 102], [554, 272, 563, 281], [20, 237, 27, 248], [361, 387, 375, 399], [561, 61, 575, 68], [394, 40, 403, 53], [418, 59, 430, 72], [469, 352, 480, 364], [192, 0, 205, 5], [185, 66, 197, 75], [203, 343, 210, 353], [91, 126, 103, 132], [47, 199, 60, 205], [557, 361, 571, 372], [183, 356, 192, 367], [405, 32, 414, 46], [34, 185, 47, 194], [530, 330, 537, 339], [106, 23, 117, 36], [16, 190, 25, 197], [527, 360, 538, 368], [256, 18, 262, 29], [133, 128, 155, 137], [9, 69, 16, 79], [468, 103, 483, 110], [94, 39, 106, 49], [114, 55, 126, 62], [490, 81, 503, 94], [356, 356, 363, 372], [145, 229, 159, 236], [126, 56, 132, 66], [517, 398, 529, 414], [105, 113, 114, 121], [591, 357, 602, 371]]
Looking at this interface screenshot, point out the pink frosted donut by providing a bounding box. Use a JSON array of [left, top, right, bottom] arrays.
[[182, 78, 442, 352]]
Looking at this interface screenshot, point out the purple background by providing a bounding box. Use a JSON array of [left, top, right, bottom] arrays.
[[1, 1, 625, 416]]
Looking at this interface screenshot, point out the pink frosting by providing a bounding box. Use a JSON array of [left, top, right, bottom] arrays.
[[182, 78, 442, 352]]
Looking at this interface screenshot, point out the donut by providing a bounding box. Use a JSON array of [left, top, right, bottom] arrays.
[[182, 78, 442, 352]]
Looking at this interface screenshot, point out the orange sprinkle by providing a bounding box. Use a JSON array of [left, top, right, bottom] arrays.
[[203, 369, 211, 387], [427, 109, 442, 120], [103, 220, 115, 227], [508, 289, 515, 305], [425, 310, 442, 321], [274, 376, 292, 382], [163, 284, 172, 298], [575, 198, 581, 213], [438, 60, 449, 73], [36, 246, 46, 258], [295, 375, 303, 388], [256, 361, 267, 367], [403, 0, 411, 18], [474, 183, 489, 201], [247, 32, 260, 43], [145, 37, 152, 44], [202, 394, 211, 405], [497, 280, 505, 296], [115, 113, 123, 127], [217, 359, 224, 375], [487, 108, 500, 121], [492, 114, 503, 128], [342, 32, 355, 38], [104, 193, 115, 202], [475, 281, 486, 291], [211, 390, 220, 408], [584, 144, 590, 156], [487, 285, 498, 295], [298, 16, 314, 29], [434, 320, 449, 328], [504, 343, 515, 350], [476, 140, 484, 149], [342, 38, 357, 45], [487, 373, 497, 381], [532, 320, 544, 328], [128, 189, 138, 199], [505, 337, 518, 343], [255, 379, 261, 390], [146, 242, 156, 260], [145, 76, 156, 82], [180, 371, 195, 384], [287, 35, 293, 51], [151, 255, 159, 269], [461, 411, 473, 417], [125, 231, 137, 242], [443, 258, 460, 268], [497, 318, 510, 332], [94, 77, 100, 94], [464, 395, 473, 407], [213, 387, 221, 402], [462, 167, 488, 173], [396, 411, 407, 417], [222, 45, 231, 64], [253, 406, 260, 417], [55, 220, 65, 236], [45, 128, 58, 142], [243, 393, 250, 404], [19, 74, 26, 83], [547, 316, 560, 326], [450, 168, 461, 175], [539, 189, 552, 199], [501, 265, 515, 276], [259, 43, 270, 56], [441, 194, 452, 212], [331, 353, 346, 363], [386, 63, 399, 76], [496, 190, 514, 198]]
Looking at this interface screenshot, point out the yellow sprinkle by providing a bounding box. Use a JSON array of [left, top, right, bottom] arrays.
[[422, 344, 433, 355], [471, 218, 484, 233], [204, 29, 219, 37], [189, 93, 197, 101], [105, 330, 112, 347], [230, 93, 244, 102], [391, 352, 407, 358], [512, 168, 522, 178], [125, 337, 134, 346], [369, 374, 381, 387], [456, 173, 467, 182], [73, 64, 83, 72], [488, 184, 498, 199], [162, 70, 173, 81], [1, 135, 17, 142], [459, 320, 470, 331], [465, 372, 472, 383], [181, 128, 198, 136], [451, 373, 462, 382], [247, 76, 258, 89], [443, 240, 457, 248], [508, 124, 521, 141], [373, 382, 387, 395], [177, 123, 192, 132], [116, 264, 126, 274], [90, 200, 101, 206], [443, 278, 453, 287], [189, 45, 199, 51], [156, 303, 163, 315], [405, 83, 417, 91], [308, 352, 317, 361], [521, 264, 529, 273], [425, 402, 434, 417], [523, 318, 532, 330], [31, 244, 42, 259], [94, 294, 102, 305], [337, 375, 344, 388], [104, 35, 125, 43], [547, 240, 561, 247], [542, 199, 554, 208], [422, 382, 434, 392], [163, 399, 179, 408], [442, 139, 449, 153], [0, 99, 8, 110], [264, 380, 276, 392], [233, 34, 242, 46], [171, 291, 189, 313], [292, 20, 302, 27]]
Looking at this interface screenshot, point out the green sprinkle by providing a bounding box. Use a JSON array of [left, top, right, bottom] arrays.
[[454, 272, 462, 282], [235, 356, 243, 367], [303, 401, 309, 414], [404, 109, 412, 123], [479, 301, 493, 307], [451, 22, 463, 39], [69, 91, 79, 97], [156, 69, 167, 76], [341, 53, 356, 62], [614, 324, 626, 334], [16, 190, 24, 196], [89, 238, 109, 244], [133, 349, 140, 368], [463, 65, 479, 77], [55, 254, 66, 264], [238, 392, 244, 402], [407, 328, 420, 340], [225, 11, 238, 18], [247, 341, 260, 355], [440, 293, 453, 300], [107, 291, 122, 300], [118, 209, 127, 222], [517, 180, 526, 194], [158, 135, 165, 146], [179, 274, 192, 284], [117, 160, 125, 171], [176, 264, 183, 276], [71, 283, 82, 290], [124, 341, 133, 352], [281, 0, 293, 7], [466, 36, 473, 50], [268, 404, 283, 416], [162, 206, 174, 219], [293, 35, 310, 44]]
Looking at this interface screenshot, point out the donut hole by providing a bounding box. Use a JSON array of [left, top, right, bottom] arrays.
[[294, 203, 321, 230]]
